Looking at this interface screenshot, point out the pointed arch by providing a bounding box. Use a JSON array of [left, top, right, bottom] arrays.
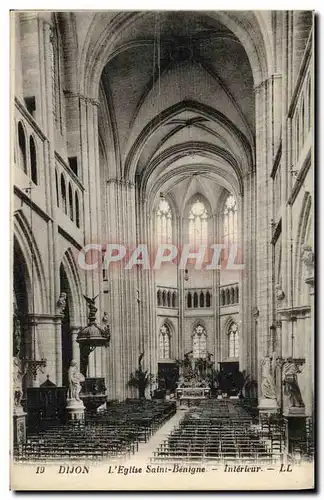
[[157, 289, 162, 306], [29, 136, 38, 185], [159, 322, 171, 359], [68, 183, 73, 221], [294, 191, 313, 302], [192, 323, 207, 358], [60, 173, 67, 214], [155, 195, 173, 245], [60, 248, 86, 326], [17, 121, 27, 174], [75, 191, 80, 228], [224, 318, 239, 358], [55, 169, 59, 207], [80, 11, 271, 101], [235, 286, 239, 304], [127, 101, 252, 185], [222, 192, 238, 247], [187, 196, 210, 248], [13, 211, 48, 313]]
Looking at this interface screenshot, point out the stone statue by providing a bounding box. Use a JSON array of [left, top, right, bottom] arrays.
[[282, 360, 304, 408], [83, 294, 100, 323], [252, 306, 259, 318], [68, 360, 85, 401], [261, 356, 277, 399], [302, 245, 314, 277], [275, 284, 285, 301], [101, 312, 111, 342], [57, 292, 67, 314], [102, 312, 109, 325], [13, 357, 27, 409]]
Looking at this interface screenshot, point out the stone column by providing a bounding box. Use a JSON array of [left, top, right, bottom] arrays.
[[42, 17, 63, 385], [19, 12, 44, 126], [280, 10, 293, 366], [13, 12, 24, 102], [136, 189, 156, 396], [79, 97, 104, 379], [241, 171, 257, 379], [254, 76, 277, 398], [212, 213, 220, 367], [177, 215, 184, 361], [302, 245, 314, 417], [105, 178, 139, 400]]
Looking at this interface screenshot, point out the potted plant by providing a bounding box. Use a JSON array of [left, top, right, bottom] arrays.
[[207, 368, 221, 396], [236, 370, 258, 399], [128, 352, 155, 399]]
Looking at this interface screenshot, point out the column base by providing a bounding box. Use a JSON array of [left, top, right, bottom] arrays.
[[13, 408, 27, 445], [258, 398, 279, 414], [283, 406, 306, 417], [66, 399, 85, 421]]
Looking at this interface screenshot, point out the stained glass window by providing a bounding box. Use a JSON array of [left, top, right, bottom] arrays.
[[159, 324, 171, 359], [156, 197, 172, 244], [192, 325, 207, 358], [228, 322, 239, 358], [188, 199, 208, 248], [223, 194, 238, 247]]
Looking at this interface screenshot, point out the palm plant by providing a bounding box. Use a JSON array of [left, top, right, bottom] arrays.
[[236, 370, 258, 398], [206, 368, 221, 390], [128, 352, 155, 399]]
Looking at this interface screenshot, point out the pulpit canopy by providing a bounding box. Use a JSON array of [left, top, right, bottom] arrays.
[[77, 323, 110, 348]]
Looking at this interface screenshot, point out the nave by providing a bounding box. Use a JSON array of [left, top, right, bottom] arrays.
[[14, 399, 314, 465], [12, 11, 314, 476]]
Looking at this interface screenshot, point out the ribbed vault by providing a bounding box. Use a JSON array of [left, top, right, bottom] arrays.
[[89, 11, 272, 212]]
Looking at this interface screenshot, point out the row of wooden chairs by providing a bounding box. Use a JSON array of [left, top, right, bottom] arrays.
[[151, 400, 274, 464], [14, 400, 176, 462]]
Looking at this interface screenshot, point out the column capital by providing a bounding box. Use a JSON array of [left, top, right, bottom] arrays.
[[254, 73, 282, 93], [106, 177, 135, 189], [63, 90, 99, 107]]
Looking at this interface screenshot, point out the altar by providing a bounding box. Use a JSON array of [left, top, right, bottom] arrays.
[[175, 351, 212, 407], [176, 385, 211, 407]]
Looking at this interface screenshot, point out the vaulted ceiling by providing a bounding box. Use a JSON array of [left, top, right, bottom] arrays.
[[98, 11, 256, 210]]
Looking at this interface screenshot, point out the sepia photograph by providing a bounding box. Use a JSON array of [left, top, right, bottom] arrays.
[[10, 9, 315, 491]]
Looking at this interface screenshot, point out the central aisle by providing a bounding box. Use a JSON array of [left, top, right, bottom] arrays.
[[122, 408, 188, 466]]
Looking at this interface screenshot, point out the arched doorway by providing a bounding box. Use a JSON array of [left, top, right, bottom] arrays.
[[13, 238, 29, 393], [60, 264, 72, 387]]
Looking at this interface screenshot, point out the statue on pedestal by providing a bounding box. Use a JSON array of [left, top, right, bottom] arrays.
[[260, 356, 277, 400], [13, 357, 27, 410], [282, 359, 304, 408], [67, 360, 85, 402], [57, 292, 67, 315]]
